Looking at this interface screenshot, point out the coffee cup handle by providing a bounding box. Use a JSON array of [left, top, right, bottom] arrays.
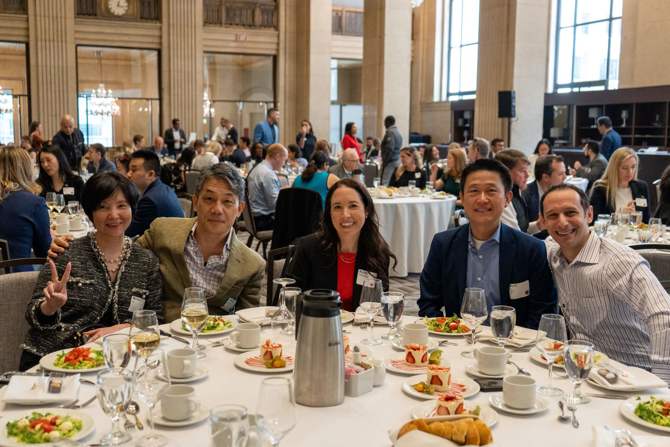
[[230, 332, 239, 344], [189, 399, 199, 414]]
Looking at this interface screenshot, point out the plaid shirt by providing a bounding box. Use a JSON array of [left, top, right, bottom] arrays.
[[184, 224, 234, 300]]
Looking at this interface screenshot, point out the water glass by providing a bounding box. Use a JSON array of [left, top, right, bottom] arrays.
[[373, 177, 380, 188], [381, 291, 404, 341], [459, 288, 488, 358], [593, 219, 609, 237], [637, 227, 653, 243], [649, 217, 664, 241], [67, 200, 81, 215], [272, 278, 296, 337], [281, 287, 300, 336], [135, 371, 168, 447], [490, 305, 516, 348], [102, 333, 132, 372], [408, 180, 416, 190], [630, 211, 643, 228], [596, 214, 611, 224], [181, 286, 208, 357], [359, 279, 383, 345], [210, 404, 249, 447], [535, 314, 567, 397], [256, 377, 296, 446], [564, 340, 595, 405], [426, 181, 434, 193], [97, 369, 132, 446]]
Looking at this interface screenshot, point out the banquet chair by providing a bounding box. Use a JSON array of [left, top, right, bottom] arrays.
[[270, 188, 322, 251], [0, 239, 9, 261], [0, 258, 47, 275], [630, 245, 670, 292], [363, 163, 378, 187], [242, 179, 272, 258], [185, 170, 202, 195], [178, 196, 193, 218], [266, 245, 296, 307], [0, 271, 39, 373]]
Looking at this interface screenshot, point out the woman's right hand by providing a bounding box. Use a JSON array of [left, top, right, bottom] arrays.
[[40, 259, 71, 316]]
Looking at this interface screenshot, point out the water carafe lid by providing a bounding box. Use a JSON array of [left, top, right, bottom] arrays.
[[302, 289, 341, 318]]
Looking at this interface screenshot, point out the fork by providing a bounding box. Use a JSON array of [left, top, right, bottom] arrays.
[[507, 360, 531, 376]]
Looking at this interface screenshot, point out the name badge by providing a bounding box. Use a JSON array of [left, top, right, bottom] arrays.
[[356, 269, 378, 288], [222, 297, 238, 314], [128, 296, 145, 313], [509, 281, 530, 300], [63, 187, 75, 196], [635, 198, 648, 208], [415, 172, 421, 179]]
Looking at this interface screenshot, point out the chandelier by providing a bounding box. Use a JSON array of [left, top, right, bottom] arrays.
[[411, 0, 425, 7], [0, 87, 12, 115], [89, 84, 120, 116]]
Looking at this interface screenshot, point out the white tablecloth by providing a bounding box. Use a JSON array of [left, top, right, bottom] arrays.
[[374, 196, 456, 277], [4, 318, 669, 446], [566, 176, 589, 192]]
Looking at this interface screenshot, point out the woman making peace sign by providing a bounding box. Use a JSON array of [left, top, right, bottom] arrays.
[[20, 172, 163, 370]]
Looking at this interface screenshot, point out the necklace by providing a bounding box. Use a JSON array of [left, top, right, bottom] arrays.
[[93, 235, 131, 274]]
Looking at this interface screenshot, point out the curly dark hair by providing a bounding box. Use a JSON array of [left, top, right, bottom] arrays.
[[320, 178, 397, 274]]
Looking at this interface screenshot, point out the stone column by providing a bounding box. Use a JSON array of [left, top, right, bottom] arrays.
[[161, 0, 203, 136], [362, 0, 412, 141], [27, 0, 77, 136]]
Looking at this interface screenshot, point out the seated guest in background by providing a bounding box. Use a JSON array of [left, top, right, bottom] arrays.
[[389, 147, 426, 189], [527, 139, 553, 179], [212, 117, 229, 144], [0, 146, 51, 271], [251, 142, 265, 164], [132, 134, 145, 152], [368, 138, 381, 159], [29, 121, 47, 150], [288, 179, 395, 311], [597, 116, 622, 160], [126, 150, 184, 237], [221, 139, 237, 163], [114, 153, 130, 176], [341, 122, 363, 162], [52, 115, 85, 171], [21, 171, 162, 370], [490, 138, 505, 157], [192, 140, 219, 171], [522, 154, 567, 222], [150, 135, 168, 158], [287, 144, 308, 169], [419, 159, 556, 329], [293, 151, 339, 208], [572, 140, 608, 192], [434, 146, 467, 196], [85, 143, 116, 174], [315, 138, 337, 166], [247, 143, 288, 231], [540, 184, 670, 382], [467, 137, 490, 163], [424, 145, 441, 175], [495, 149, 531, 232], [329, 148, 362, 180], [655, 165, 670, 225], [364, 136, 374, 158], [254, 108, 280, 146], [230, 136, 251, 167], [590, 147, 650, 223], [296, 119, 317, 162], [37, 145, 84, 203]]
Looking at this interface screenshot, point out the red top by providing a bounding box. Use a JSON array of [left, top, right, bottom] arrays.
[[337, 252, 357, 311], [341, 134, 363, 162]]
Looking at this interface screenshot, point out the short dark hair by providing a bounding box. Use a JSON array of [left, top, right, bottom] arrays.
[[172, 118, 180, 126], [81, 171, 138, 221], [597, 116, 612, 128], [287, 144, 302, 158], [540, 183, 589, 216], [491, 138, 504, 147], [267, 107, 278, 117], [384, 115, 396, 128], [533, 139, 553, 155], [534, 154, 564, 181], [494, 149, 528, 172], [89, 143, 106, 158], [196, 163, 245, 203], [130, 149, 161, 176], [585, 140, 600, 155], [223, 138, 235, 148], [193, 139, 206, 150], [240, 136, 250, 146], [132, 134, 144, 145], [461, 158, 512, 193]]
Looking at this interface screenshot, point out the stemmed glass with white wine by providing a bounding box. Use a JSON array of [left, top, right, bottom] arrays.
[[53, 194, 65, 214], [490, 305, 516, 348], [181, 286, 208, 358], [131, 310, 161, 378], [459, 288, 488, 358], [535, 313, 567, 397], [359, 279, 383, 345], [45, 192, 57, 213]]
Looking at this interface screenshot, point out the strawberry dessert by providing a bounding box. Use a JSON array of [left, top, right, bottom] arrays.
[[404, 344, 428, 366], [435, 392, 465, 415], [426, 364, 451, 391], [261, 340, 283, 361]]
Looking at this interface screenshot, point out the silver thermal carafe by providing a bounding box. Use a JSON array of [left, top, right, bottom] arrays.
[[293, 289, 344, 407]]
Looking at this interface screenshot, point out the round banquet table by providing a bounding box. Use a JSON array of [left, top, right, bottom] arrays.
[[373, 196, 456, 277], [5, 317, 669, 447]]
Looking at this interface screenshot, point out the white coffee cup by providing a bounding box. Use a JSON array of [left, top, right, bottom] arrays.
[[54, 222, 70, 235], [475, 346, 509, 376], [160, 385, 199, 421], [69, 215, 84, 231], [230, 322, 261, 349], [55, 214, 69, 225], [402, 323, 429, 346], [503, 375, 537, 409], [167, 348, 197, 379]]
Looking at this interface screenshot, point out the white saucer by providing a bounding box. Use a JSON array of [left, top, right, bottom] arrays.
[[221, 337, 258, 353], [409, 400, 498, 427], [402, 374, 480, 400], [157, 367, 208, 383], [152, 405, 209, 427], [488, 393, 549, 415], [465, 363, 518, 379]]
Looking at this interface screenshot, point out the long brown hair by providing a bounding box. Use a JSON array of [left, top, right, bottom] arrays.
[[0, 145, 41, 197], [445, 147, 467, 179]]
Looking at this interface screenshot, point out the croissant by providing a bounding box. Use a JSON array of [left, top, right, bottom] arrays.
[[397, 418, 493, 446]]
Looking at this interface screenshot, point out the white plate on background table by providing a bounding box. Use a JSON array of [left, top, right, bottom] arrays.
[[157, 367, 209, 384], [488, 393, 549, 415], [0, 408, 95, 446], [340, 310, 354, 324], [39, 347, 107, 374], [409, 400, 499, 427], [233, 351, 294, 374], [169, 315, 237, 337], [401, 374, 480, 400], [619, 395, 670, 434], [465, 363, 518, 379], [235, 306, 278, 325], [528, 346, 609, 369], [152, 404, 209, 427]]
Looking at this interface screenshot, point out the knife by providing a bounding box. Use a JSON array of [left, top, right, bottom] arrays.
[[159, 329, 190, 345]]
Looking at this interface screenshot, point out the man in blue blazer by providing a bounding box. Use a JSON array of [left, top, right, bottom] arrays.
[[522, 154, 567, 222], [597, 116, 622, 160], [253, 108, 280, 146], [419, 159, 556, 330], [126, 150, 184, 237]]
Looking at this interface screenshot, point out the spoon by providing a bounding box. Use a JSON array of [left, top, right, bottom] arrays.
[[125, 401, 145, 430], [557, 400, 571, 423], [566, 401, 580, 428], [598, 368, 618, 384]]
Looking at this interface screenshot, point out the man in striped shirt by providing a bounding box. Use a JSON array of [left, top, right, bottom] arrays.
[[540, 184, 670, 382]]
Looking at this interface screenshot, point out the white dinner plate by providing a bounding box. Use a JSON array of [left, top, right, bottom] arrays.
[[391, 338, 439, 352], [619, 395, 670, 434], [409, 400, 498, 427], [488, 393, 549, 415], [529, 347, 609, 370], [421, 318, 472, 337], [235, 306, 278, 325], [341, 310, 355, 324], [0, 408, 95, 446], [233, 351, 294, 374], [401, 374, 480, 400], [169, 316, 237, 337], [465, 363, 518, 379], [157, 367, 208, 384], [152, 404, 209, 427], [385, 357, 431, 376], [39, 347, 106, 374]]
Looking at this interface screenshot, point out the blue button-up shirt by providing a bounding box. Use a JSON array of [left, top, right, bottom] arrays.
[[247, 160, 281, 217], [466, 225, 501, 311]]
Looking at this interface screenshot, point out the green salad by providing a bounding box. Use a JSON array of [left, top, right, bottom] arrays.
[[424, 315, 470, 334], [6, 412, 83, 444], [53, 346, 104, 370], [181, 315, 233, 333], [634, 396, 670, 427]]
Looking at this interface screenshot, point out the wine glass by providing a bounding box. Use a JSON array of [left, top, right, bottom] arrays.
[[649, 217, 664, 241], [535, 313, 567, 397], [45, 192, 57, 213], [181, 286, 208, 358], [97, 369, 132, 446], [256, 377, 296, 446], [381, 291, 404, 341], [54, 194, 65, 214], [564, 340, 595, 405], [67, 200, 81, 215], [131, 310, 161, 374], [102, 333, 132, 372], [373, 177, 380, 188], [490, 305, 516, 348], [134, 366, 168, 447], [359, 279, 383, 345], [209, 404, 249, 447], [280, 287, 300, 336], [459, 288, 488, 358], [593, 217, 609, 237]]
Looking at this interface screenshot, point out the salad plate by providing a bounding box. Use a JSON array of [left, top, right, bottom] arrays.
[[39, 347, 106, 374], [620, 395, 670, 433], [423, 316, 471, 336], [169, 315, 236, 337], [0, 409, 95, 446]]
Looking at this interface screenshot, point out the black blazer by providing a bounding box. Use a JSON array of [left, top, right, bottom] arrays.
[[163, 128, 187, 154], [287, 233, 390, 311], [521, 181, 541, 222], [589, 179, 651, 223]]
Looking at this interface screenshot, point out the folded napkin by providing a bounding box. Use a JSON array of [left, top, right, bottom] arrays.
[[353, 310, 388, 326], [3, 374, 80, 405], [588, 362, 668, 391], [477, 326, 536, 348], [592, 426, 663, 447]]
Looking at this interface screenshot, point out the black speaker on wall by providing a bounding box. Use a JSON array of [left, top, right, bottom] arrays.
[[498, 91, 516, 118]]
